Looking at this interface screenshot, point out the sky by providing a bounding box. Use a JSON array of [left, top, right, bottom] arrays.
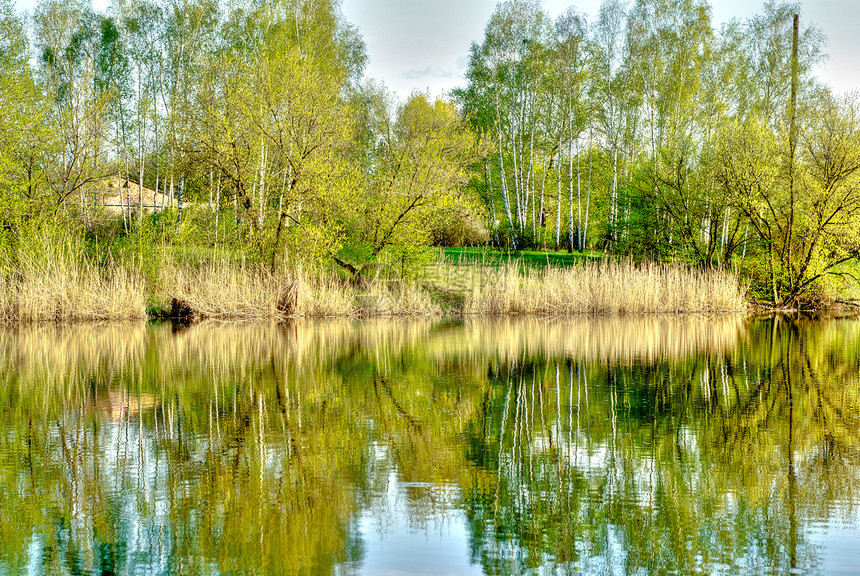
[[12, 0, 860, 99], [340, 0, 860, 100]]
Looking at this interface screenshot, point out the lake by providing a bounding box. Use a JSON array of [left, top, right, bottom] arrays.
[[1, 316, 859, 575]]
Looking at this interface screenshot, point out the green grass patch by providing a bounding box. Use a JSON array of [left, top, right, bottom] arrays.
[[439, 247, 603, 269]]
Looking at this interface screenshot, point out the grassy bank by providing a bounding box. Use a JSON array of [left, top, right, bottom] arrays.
[[0, 234, 147, 323], [0, 237, 748, 323]]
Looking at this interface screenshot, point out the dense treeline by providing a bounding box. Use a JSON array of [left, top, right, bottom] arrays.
[[1, 0, 859, 306], [457, 0, 860, 305], [0, 0, 480, 280]]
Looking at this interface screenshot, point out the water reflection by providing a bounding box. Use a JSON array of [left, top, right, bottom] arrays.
[[0, 316, 858, 575]]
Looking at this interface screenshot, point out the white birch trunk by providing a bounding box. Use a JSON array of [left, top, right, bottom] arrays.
[[555, 160, 562, 250], [584, 137, 592, 251], [576, 139, 582, 251], [257, 140, 267, 229], [511, 133, 521, 231], [527, 121, 535, 237], [611, 146, 618, 242], [486, 157, 499, 245], [568, 129, 575, 251], [498, 137, 516, 247], [214, 174, 221, 244], [138, 65, 145, 224]]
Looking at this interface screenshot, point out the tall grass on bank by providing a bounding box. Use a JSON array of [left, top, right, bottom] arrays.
[[0, 234, 147, 323], [0, 236, 747, 323], [168, 257, 746, 319], [446, 259, 747, 315], [163, 260, 441, 319]]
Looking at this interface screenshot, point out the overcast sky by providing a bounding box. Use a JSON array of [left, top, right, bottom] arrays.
[[13, 0, 860, 99], [341, 0, 859, 100]]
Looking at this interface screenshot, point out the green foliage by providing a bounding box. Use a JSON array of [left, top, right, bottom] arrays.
[[0, 1, 52, 215], [0, 0, 858, 305], [334, 89, 479, 277], [381, 244, 436, 280], [453, 0, 858, 304], [712, 92, 860, 305]]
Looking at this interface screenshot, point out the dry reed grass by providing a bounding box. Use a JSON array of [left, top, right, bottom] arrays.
[[162, 260, 441, 319], [0, 234, 147, 323], [0, 236, 747, 323], [166, 260, 292, 319], [165, 257, 745, 320], [457, 259, 747, 315]]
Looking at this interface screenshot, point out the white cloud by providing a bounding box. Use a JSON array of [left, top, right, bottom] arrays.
[[403, 66, 460, 80]]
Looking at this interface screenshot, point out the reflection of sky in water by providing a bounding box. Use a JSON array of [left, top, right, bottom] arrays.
[[342, 421, 860, 575], [355, 509, 483, 576], [4, 319, 860, 575], [346, 447, 484, 576], [811, 524, 860, 576], [346, 475, 860, 576]]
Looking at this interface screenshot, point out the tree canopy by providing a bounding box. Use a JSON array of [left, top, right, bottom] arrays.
[[456, 0, 855, 305], [1, 0, 859, 303]]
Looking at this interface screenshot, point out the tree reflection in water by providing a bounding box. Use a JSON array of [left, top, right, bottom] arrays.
[[0, 316, 858, 575]]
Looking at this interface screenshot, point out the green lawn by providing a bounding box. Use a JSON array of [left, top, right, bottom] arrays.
[[439, 246, 603, 269]]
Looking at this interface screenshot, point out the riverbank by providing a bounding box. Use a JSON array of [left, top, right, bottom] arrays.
[[0, 240, 748, 323]]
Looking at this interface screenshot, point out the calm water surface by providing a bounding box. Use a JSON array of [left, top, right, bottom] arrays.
[[1, 316, 859, 575]]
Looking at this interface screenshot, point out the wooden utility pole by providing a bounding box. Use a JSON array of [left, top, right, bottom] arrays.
[[789, 15, 799, 151], [784, 14, 800, 305]]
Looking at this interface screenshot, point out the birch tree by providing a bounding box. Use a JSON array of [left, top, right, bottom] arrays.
[[193, 0, 365, 266], [34, 1, 111, 212], [0, 0, 52, 221], [457, 0, 552, 248], [591, 0, 634, 247], [552, 8, 590, 251]]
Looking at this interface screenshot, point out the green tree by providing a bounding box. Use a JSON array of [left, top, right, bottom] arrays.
[[590, 0, 637, 247], [621, 0, 727, 263], [551, 8, 590, 251], [714, 92, 860, 305], [194, 0, 363, 266], [0, 0, 51, 225], [340, 91, 478, 277], [34, 0, 112, 214]]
